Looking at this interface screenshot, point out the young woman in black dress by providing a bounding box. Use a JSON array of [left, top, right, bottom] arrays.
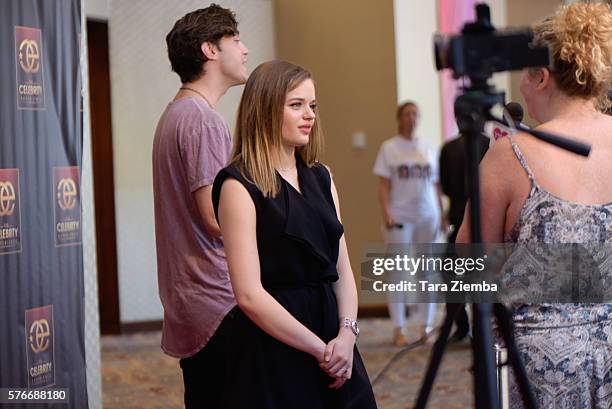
[[212, 60, 377, 408]]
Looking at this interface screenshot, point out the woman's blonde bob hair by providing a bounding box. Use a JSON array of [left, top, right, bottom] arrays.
[[230, 60, 323, 197]]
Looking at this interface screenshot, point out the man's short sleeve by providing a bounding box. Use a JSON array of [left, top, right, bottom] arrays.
[[373, 143, 392, 179], [179, 123, 231, 193]]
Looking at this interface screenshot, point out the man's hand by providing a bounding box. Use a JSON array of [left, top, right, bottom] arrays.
[[384, 211, 396, 229], [440, 214, 449, 238]]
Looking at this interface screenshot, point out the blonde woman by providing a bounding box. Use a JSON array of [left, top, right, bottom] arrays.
[[212, 60, 377, 408], [458, 3, 612, 408]]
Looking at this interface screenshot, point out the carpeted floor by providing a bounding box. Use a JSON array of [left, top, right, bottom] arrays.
[[101, 318, 474, 409]]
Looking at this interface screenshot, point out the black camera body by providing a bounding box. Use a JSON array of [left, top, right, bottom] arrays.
[[434, 3, 550, 81]]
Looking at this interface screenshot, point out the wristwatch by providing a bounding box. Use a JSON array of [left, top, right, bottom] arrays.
[[341, 317, 360, 339]]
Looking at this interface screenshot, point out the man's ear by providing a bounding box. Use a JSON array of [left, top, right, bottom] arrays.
[[201, 42, 218, 60], [535, 67, 550, 91]]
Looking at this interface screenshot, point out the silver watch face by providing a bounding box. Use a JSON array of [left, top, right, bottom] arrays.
[[352, 321, 360, 336]]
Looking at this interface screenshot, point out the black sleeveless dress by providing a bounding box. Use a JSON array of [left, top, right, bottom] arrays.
[[212, 156, 377, 409]]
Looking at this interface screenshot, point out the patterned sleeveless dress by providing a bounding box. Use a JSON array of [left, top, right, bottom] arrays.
[[503, 137, 612, 409]]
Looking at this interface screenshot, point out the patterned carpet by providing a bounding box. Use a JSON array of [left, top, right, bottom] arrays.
[[101, 318, 474, 409]]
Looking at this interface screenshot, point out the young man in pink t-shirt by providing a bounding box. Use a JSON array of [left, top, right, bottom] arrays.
[[152, 5, 248, 408]]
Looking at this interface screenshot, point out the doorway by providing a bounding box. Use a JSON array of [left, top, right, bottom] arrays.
[[87, 19, 121, 334]]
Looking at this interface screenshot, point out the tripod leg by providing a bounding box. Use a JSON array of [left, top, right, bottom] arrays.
[[472, 303, 500, 409], [494, 304, 538, 409], [414, 303, 462, 409]]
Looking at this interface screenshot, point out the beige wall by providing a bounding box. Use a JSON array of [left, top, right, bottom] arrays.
[[85, 0, 109, 20], [507, 0, 563, 126], [274, 0, 398, 305]]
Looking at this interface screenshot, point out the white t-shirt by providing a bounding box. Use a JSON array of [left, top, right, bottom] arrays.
[[373, 135, 440, 222]]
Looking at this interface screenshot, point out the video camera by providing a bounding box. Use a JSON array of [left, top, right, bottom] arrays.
[[434, 3, 550, 81]]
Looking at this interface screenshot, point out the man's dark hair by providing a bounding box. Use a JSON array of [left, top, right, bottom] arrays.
[[166, 5, 238, 83]]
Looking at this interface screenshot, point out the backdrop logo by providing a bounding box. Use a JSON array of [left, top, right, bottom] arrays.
[[18, 39, 41, 73], [0, 169, 21, 255], [57, 178, 77, 210], [29, 319, 51, 353], [0, 181, 16, 216], [53, 167, 81, 246], [15, 26, 45, 110], [25, 305, 55, 388]]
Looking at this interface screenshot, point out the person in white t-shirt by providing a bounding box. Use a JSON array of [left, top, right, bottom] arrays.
[[373, 101, 446, 346]]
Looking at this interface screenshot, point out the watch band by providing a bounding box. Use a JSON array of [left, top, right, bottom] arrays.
[[341, 316, 359, 338]]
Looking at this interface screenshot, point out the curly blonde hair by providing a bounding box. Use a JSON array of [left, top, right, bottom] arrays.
[[532, 2, 611, 112]]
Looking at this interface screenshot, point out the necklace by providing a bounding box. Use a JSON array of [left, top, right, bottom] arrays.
[[276, 162, 296, 172], [180, 87, 214, 108]]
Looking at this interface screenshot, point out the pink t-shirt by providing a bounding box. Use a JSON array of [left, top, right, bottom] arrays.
[[152, 96, 235, 358]]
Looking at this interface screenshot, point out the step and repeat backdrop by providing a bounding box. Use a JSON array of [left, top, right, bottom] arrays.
[[0, 0, 89, 407]]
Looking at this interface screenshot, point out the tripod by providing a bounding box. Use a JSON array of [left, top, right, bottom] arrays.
[[414, 80, 591, 409]]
